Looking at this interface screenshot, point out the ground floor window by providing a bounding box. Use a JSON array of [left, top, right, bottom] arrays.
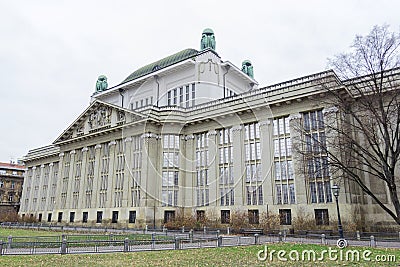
[[164, 211, 175, 223], [129, 211, 136, 223], [221, 210, 230, 224], [47, 213, 52, 222], [69, 212, 75, 223], [196, 210, 205, 222], [248, 210, 259, 224], [315, 209, 329, 225], [279, 209, 292, 225], [57, 212, 63, 223], [38, 213, 42, 222], [96, 211, 103, 223], [82, 212, 88, 223], [112, 211, 119, 223]]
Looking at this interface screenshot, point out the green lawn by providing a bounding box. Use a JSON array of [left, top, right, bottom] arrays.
[[0, 243, 399, 266]]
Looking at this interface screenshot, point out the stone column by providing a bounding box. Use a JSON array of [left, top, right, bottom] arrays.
[[183, 135, 195, 209], [78, 147, 89, 210], [259, 120, 274, 206], [289, 113, 307, 205], [232, 125, 244, 206], [25, 166, 37, 213], [54, 153, 65, 211], [106, 141, 117, 210], [65, 150, 76, 209], [123, 137, 133, 208], [44, 163, 54, 212], [92, 144, 102, 209], [141, 133, 160, 226], [207, 130, 218, 206], [37, 164, 46, 212]]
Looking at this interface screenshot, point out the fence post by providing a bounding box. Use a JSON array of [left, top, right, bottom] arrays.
[[163, 225, 166, 233], [7, 235, 12, 249], [124, 238, 129, 252], [356, 231, 361, 240], [145, 225, 148, 234], [254, 234, 259, 245], [0, 240, 3, 256], [278, 232, 282, 242], [190, 229, 193, 243], [217, 235, 222, 247], [370, 235, 376, 247], [151, 233, 155, 249], [203, 226, 206, 235], [60, 238, 67, 255], [227, 227, 230, 235], [182, 226, 185, 233], [217, 230, 220, 238], [174, 237, 180, 250], [321, 234, 326, 245]]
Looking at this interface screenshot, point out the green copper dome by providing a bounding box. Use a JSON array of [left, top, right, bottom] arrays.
[[122, 48, 199, 84], [202, 28, 214, 34]]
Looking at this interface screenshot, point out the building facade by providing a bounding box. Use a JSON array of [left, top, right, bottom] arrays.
[[0, 162, 24, 214], [19, 29, 398, 228]]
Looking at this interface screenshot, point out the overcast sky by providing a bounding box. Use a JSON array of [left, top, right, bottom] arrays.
[[1, 0, 400, 163]]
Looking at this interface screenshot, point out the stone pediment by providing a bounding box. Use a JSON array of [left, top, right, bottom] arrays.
[[54, 100, 145, 144]]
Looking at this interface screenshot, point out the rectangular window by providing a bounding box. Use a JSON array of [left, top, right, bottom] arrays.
[[315, 209, 329, 225], [279, 209, 292, 225], [221, 210, 230, 224], [47, 213, 52, 222], [196, 210, 205, 222], [57, 212, 63, 223], [112, 211, 118, 223], [38, 214, 42, 222], [69, 212, 75, 223], [82, 212, 88, 223], [303, 110, 331, 204], [96, 211, 103, 223], [129, 211, 136, 223], [248, 210, 259, 224], [164, 211, 175, 223]]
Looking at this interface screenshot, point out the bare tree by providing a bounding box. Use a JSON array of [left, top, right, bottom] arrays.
[[316, 25, 400, 224], [296, 25, 400, 224]]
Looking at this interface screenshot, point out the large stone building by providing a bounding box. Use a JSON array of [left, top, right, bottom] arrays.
[[19, 29, 398, 228], [0, 162, 24, 214]]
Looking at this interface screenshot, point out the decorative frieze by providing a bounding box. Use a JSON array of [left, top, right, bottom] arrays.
[[232, 125, 243, 132], [141, 133, 160, 139], [184, 134, 195, 141], [323, 106, 339, 115], [109, 141, 117, 146], [289, 113, 302, 121], [124, 137, 133, 143]]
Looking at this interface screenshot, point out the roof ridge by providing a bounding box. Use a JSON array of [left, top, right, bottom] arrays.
[[121, 48, 198, 84]]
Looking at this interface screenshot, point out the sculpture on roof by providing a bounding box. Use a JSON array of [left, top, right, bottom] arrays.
[[95, 75, 108, 92], [200, 28, 216, 50], [241, 60, 254, 78]]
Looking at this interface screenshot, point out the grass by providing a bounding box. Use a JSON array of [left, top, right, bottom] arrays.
[[0, 243, 399, 266]]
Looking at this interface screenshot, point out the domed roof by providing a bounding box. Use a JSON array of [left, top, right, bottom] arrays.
[[202, 28, 214, 34], [122, 48, 199, 84]]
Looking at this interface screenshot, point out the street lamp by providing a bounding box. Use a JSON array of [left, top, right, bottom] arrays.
[[332, 184, 344, 239]]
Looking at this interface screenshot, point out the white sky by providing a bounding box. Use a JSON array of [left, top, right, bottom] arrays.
[[1, 0, 400, 162]]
